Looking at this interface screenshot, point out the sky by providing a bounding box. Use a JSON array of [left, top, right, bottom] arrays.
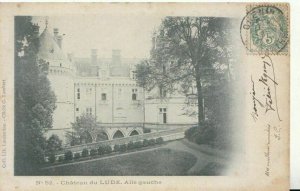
[[32, 15, 164, 59]]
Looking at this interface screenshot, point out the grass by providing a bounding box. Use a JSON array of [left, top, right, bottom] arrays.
[[39, 148, 197, 176], [195, 162, 225, 176]]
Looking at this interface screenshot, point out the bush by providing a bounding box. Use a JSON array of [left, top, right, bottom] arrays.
[[64, 150, 73, 161], [120, 144, 127, 152], [156, 137, 164, 144], [143, 128, 151, 133], [48, 152, 56, 163], [98, 145, 106, 155], [74, 152, 81, 160], [185, 122, 217, 145], [134, 141, 143, 148], [149, 139, 156, 146], [143, 139, 149, 147], [82, 148, 89, 157], [127, 141, 134, 150], [90, 148, 98, 156], [58, 156, 64, 162], [105, 145, 112, 154], [46, 134, 63, 156], [114, 144, 120, 152]]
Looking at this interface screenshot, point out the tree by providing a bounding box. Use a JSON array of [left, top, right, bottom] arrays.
[[46, 134, 62, 155], [136, 17, 234, 126], [67, 114, 106, 145], [15, 16, 57, 175]]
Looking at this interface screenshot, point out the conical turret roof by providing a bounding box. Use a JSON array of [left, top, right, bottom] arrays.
[[38, 27, 70, 66]]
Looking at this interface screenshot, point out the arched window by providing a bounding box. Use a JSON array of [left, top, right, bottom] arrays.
[[96, 132, 109, 141], [112, 130, 125, 139], [129, 130, 139, 136]]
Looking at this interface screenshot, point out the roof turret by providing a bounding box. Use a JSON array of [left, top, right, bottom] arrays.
[[38, 27, 71, 68]]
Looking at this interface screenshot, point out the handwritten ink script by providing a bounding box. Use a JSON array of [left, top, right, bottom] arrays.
[[250, 55, 281, 122], [249, 55, 284, 177]]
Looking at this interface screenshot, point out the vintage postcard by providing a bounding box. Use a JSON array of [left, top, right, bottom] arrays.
[[0, 3, 290, 191]]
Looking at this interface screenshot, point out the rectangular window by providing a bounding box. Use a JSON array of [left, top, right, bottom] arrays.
[[132, 89, 137, 101], [132, 94, 137, 101], [159, 86, 166, 98], [101, 93, 107, 101], [77, 88, 80, 99], [76, 108, 79, 112], [132, 71, 137, 79], [86, 108, 92, 115], [159, 108, 167, 124]]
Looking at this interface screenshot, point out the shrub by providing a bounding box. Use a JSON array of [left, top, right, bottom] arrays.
[[64, 150, 73, 161], [90, 148, 98, 156], [48, 152, 56, 163], [82, 148, 89, 157], [127, 141, 134, 150], [143, 139, 149, 147], [120, 144, 127, 152], [143, 128, 151, 133], [105, 145, 112, 154], [58, 156, 64, 162], [185, 122, 217, 145], [74, 152, 81, 160], [114, 144, 120, 152], [98, 145, 106, 155], [46, 134, 63, 155], [156, 137, 164, 144], [134, 141, 143, 148], [149, 139, 156, 145]]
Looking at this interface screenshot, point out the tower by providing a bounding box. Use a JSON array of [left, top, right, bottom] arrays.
[[37, 24, 75, 143]]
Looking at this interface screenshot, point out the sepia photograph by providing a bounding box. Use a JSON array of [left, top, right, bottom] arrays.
[[14, 14, 243, 176], [0, 2, 291, 191]]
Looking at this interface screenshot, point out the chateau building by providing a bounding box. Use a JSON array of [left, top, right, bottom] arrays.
[[37, 25, 197, 144]]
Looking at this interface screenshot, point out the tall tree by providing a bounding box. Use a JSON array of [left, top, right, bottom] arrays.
[[67, 114, 107, 145], [15, 16, 56, 175], [136, 17, 234, 126]]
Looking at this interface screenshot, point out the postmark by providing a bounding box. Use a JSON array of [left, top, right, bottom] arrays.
[[240, 5, 289, 55]]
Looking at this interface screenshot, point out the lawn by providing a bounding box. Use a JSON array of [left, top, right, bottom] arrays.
[[39, 148, 197, 176]]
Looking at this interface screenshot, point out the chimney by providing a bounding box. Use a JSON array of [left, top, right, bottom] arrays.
[[91, 49, 98, 65], [56, 35, 63, 49], [53, 28, 59, 37], [112, 49, 121, 66], [53, 28, 63, 48]]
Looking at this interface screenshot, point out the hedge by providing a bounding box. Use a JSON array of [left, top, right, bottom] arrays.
[[114, 144, 120, 152], [98, 145, 106, 155], [149, 139, 156, 146], [120, 144, 127, 152], [134, 141, 143, 148], [64, 150, 73, 161], [90, 148, 98, 156], [74, 152, 81, 159], [143, 139, 149, 147], [105, 145, 112, 154], [127, 141, 135, 150], [58, 156, 64, 162], [48, 153, 56, 163], [156, 137, 164, 144], [82, 148, 89, 157]]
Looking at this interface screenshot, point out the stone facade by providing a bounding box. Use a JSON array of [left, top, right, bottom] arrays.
[[37, 26, 197, 144]]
